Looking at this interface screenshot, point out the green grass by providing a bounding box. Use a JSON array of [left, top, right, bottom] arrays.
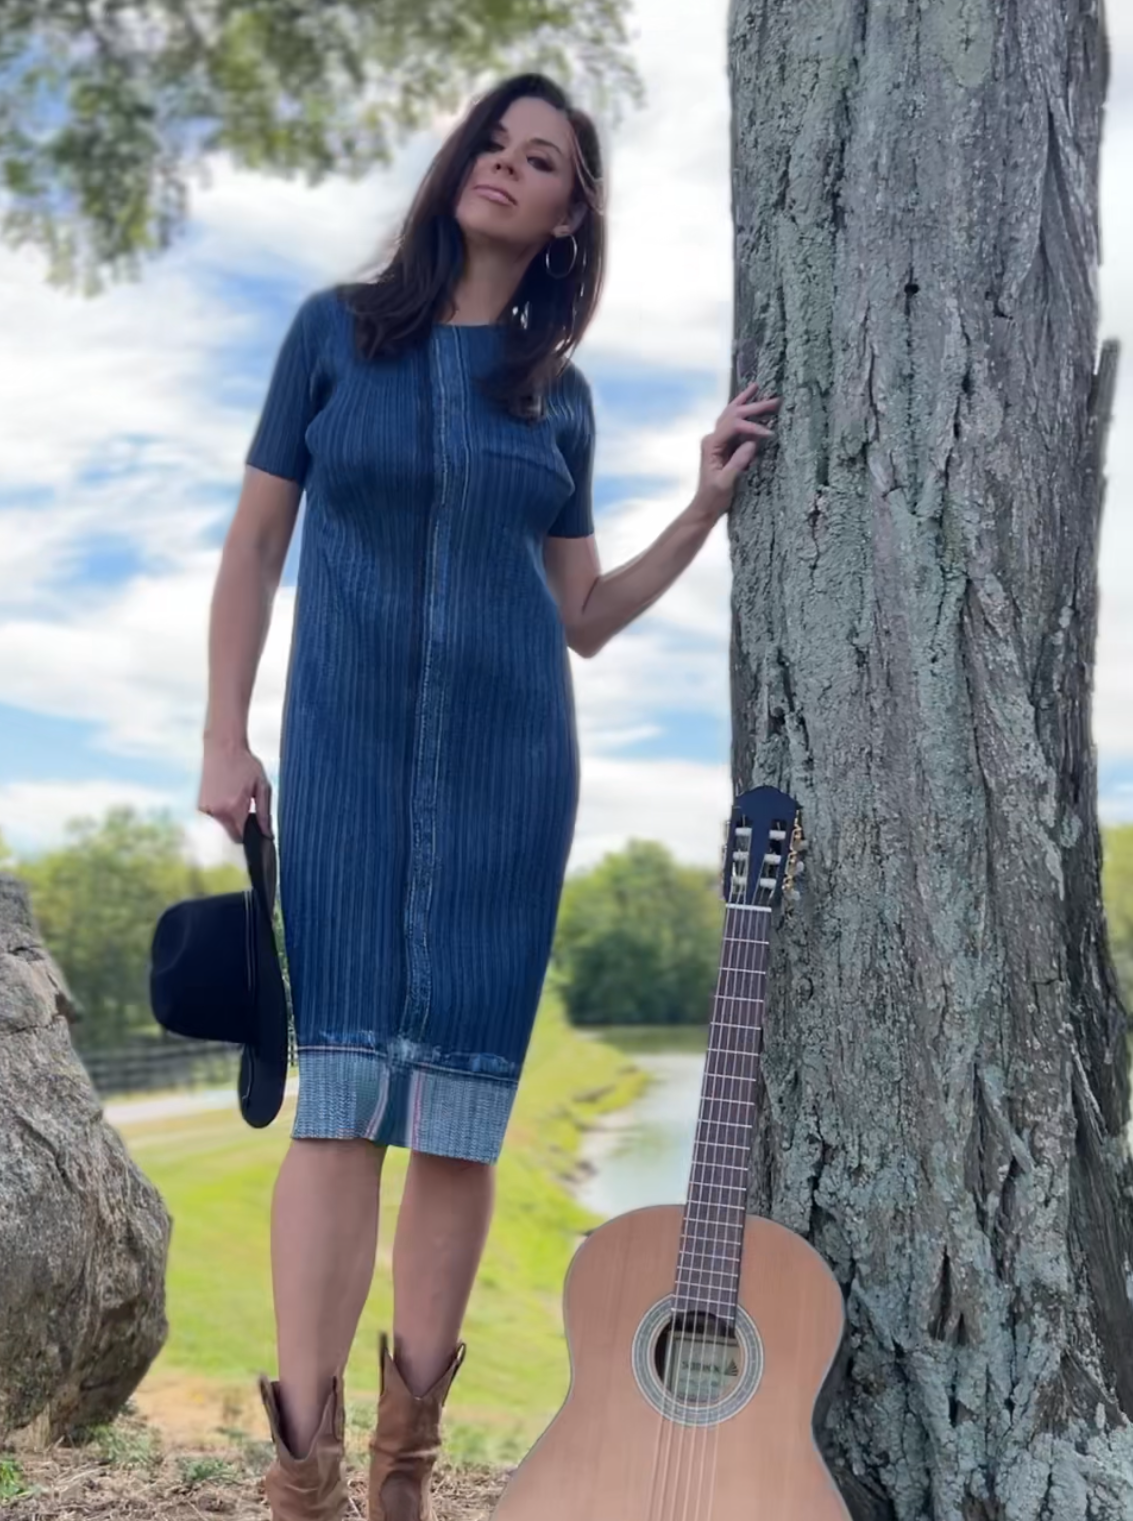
[[121, 996, 644, 1445], [587, 1023, 708, 1056], [176, 1455, 240, 1488], [86, 1422, 162, 1471]]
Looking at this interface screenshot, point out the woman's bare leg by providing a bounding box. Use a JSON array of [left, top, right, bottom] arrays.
[[390, 1152, 495, 1392], [271, 1137, 386, 1453]]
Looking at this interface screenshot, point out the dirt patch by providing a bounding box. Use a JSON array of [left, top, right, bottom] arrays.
[[1, 1431, 507, 1521]]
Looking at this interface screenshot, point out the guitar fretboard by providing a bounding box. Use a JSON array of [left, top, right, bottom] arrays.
[[671, 905, 769, 1323]]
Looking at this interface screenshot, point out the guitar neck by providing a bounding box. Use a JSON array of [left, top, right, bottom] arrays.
[[671, 900, 770, 1323]]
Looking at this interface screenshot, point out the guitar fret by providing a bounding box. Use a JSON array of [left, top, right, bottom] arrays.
[[679, 1222, 747, 1239], [672, 1296, 737, 1312], [676, 1265, 741, 1278], [679, 1244, 744, 1256], [675, 1222, 748, 1235]]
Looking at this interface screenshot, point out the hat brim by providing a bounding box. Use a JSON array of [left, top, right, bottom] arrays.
[[237, 817, 289, 1129], [238, 904, 289, 1128]]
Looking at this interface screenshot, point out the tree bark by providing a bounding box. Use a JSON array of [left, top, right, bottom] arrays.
[[727, 1, 1132, 1516]]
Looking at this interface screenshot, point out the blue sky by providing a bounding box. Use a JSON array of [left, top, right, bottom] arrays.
[[1, 0, 1131, 869]]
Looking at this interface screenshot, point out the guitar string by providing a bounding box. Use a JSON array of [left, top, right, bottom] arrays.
[[645, 934, 713, 1521], [650, 816, 780, 1520], [650, 914, 727, 1521], [649, 881, 741, 1520], [669, 867, 753, 1519], [670, 871, 768, 1520], [702, 903, 769, 1521], [691, 896, 763, 1521], [685, 853, 774, 1521]]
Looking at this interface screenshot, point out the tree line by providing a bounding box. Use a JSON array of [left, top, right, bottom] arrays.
[[3, 806, 1132, 1051]]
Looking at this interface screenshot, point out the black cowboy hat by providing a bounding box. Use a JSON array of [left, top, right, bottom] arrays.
[[149, 813, 289, 1128]]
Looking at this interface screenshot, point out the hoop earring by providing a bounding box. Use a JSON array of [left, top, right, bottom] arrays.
[[545, 234, 579, 279]]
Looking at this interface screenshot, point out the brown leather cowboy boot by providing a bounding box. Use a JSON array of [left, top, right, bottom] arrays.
[[259, 1373, 349, 1521], [368, 1334, 465, 1521]]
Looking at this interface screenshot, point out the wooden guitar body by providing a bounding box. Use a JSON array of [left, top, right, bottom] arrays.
[[493, 1205, 850, 1521]]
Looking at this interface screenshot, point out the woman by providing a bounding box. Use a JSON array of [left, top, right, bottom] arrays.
[[198, 71, 777, 1521]]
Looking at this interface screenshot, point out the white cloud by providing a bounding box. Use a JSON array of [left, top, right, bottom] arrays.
[[0, 245, 252, 496], [0, 557, 294, 769], [0, 780, 180, 856], [569, 756, 732, 870], [184, 146, 432, 289]]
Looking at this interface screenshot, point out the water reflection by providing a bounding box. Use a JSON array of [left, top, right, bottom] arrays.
[[576, 1048, 703, 1218]]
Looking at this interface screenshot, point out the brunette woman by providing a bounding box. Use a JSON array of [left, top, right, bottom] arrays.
[[197, 72, 777, 1521]]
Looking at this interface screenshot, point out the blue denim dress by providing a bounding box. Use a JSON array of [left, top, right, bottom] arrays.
[[246, 289, 594, 1162]]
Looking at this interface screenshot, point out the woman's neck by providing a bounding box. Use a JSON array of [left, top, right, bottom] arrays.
[[444, 241, 533, 325]]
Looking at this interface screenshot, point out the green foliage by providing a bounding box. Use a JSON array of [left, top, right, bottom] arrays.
[[553, 840, 723, 1027], [1103, 825, 1133, 1006], [0, 1456, 34, 1503], [176, 1455, 239, 1489], [15, 807, 246, 1048], [85, 1420, 162, 1471], [0, 0, 642, 290]]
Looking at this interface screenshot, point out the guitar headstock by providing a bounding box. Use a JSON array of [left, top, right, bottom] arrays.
[[720, 786, 803, 911]]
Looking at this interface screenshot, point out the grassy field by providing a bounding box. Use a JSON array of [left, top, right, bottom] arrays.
[[119, 997, 644, 1459]]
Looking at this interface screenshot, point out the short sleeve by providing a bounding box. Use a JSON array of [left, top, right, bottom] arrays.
[[548, 371, 596, 539], [246, 294, 328, 487]]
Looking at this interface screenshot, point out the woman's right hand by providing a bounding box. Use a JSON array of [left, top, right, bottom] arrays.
[[198, 738, 274, 844]]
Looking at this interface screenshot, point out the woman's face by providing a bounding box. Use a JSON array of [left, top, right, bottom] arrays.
[[453, 96, 582, 255]]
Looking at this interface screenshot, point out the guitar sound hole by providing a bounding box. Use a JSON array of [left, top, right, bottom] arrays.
[[653, 1311, 743, 1408]]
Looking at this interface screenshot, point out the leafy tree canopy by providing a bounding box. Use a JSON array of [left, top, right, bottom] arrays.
[[553, 839, 723, 1027], [0, 0, 641, 290], [15, 806, 245, 1047]]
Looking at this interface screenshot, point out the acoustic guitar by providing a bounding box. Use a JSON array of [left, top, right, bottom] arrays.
[[492, 786, 849, 1520]]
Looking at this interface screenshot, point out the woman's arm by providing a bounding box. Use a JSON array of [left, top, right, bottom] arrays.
[[198, 466, 301, 841], [544, 499, 717, 658], [544, 381, 779, 658]]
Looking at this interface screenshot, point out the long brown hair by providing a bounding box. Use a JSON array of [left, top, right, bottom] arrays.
[[339, 74, 606, 419]]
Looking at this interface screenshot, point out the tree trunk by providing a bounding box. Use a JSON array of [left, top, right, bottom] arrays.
[[726, 1, 1132, 1516]]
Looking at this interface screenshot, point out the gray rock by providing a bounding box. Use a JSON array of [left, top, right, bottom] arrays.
[[0, 874, 170, 1442]]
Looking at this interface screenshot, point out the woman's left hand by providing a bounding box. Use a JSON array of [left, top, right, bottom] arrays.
[[693, 382, 780, 520]]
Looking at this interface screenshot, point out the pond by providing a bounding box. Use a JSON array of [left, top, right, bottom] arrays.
[[574, 1029, 706, 1219]]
